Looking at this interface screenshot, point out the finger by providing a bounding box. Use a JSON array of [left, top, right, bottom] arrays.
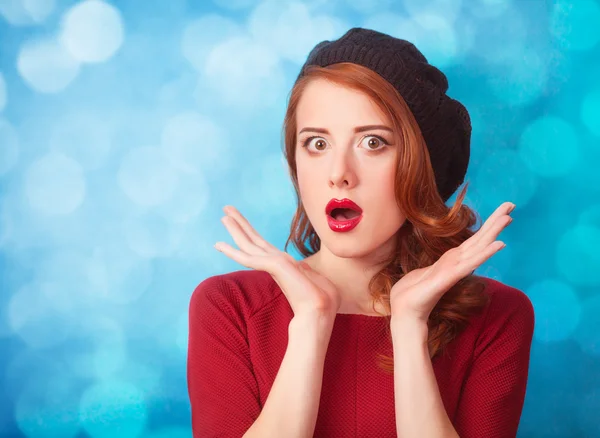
[[463, 202, 512, 250], [221, 216, 265, 256], [469, 215, 511, 254], [461, 202, 514, 252], [299, 261, 312, 271], [214, 241, 270, 270], [462, 240, 506, 272], [215, 242, 304, 291], [224, 206, 278, 253]]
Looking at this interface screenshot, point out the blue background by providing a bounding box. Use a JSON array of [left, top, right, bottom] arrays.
[[1, 0, 599, 437]]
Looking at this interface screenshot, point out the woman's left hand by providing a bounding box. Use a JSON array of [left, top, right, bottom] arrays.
[[390, 201, 516, 323]]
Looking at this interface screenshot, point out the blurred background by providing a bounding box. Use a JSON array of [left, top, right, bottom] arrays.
[[0, 0, 599, 437]]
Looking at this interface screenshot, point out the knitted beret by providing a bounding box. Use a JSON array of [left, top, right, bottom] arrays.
[[295, 27, 471, 202]]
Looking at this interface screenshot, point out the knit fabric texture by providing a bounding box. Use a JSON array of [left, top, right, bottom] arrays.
[[187, 269, 535, 437], [295, 27, 471, 202]]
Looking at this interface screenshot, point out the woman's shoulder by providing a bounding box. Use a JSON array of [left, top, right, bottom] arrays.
[[472, 276, 535, 343], [479, 276, 535, 315], [190, 269, 281, 319]]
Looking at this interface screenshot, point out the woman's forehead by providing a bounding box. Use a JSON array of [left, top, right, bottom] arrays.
[[296, 80, 390, 129]]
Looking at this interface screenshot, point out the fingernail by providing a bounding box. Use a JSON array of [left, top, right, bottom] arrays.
[[509, 203, 516, 213], [214, 243, 221, 251]]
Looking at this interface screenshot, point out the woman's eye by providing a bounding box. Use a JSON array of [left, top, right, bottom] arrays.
[[301, 135, 390, 152], [303, 137, 328, 151], [361, 135, 389, 150]]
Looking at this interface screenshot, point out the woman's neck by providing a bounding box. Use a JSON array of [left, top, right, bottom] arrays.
[[302, 250, 390, 316]]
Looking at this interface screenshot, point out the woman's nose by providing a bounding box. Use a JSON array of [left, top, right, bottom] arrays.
[[328, 152, 356, 189]]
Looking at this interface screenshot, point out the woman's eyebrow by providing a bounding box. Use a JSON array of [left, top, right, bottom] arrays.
[[298, 124, 393, 135]]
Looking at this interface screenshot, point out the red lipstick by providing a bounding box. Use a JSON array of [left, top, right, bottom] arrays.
[[325, 198, 363, 233]]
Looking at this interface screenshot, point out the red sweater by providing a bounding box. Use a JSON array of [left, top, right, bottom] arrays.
[[187, 269, 535, 437]]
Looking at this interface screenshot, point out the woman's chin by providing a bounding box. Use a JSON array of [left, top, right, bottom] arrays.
[[319, 238, 374, 259]]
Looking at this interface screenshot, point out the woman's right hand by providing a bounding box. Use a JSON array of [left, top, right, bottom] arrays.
[[213, 205, 342, 319]]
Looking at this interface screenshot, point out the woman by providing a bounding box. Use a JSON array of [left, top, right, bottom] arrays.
[[187, 27, 535, 438]]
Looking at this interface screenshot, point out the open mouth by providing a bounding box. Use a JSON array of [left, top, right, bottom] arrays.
[[329, 208, 361, 221]]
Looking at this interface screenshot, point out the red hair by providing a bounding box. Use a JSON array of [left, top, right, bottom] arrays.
[[281, 63, 490, 373]]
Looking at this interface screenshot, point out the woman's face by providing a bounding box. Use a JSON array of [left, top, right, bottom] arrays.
[[295, 78, 406, 260]]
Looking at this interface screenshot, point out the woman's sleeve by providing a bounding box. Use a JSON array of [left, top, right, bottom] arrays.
[[187, 275, 262, 437], [453, 287, 536, 438]]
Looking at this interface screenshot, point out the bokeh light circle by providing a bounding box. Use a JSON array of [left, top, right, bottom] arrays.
[[7, 282, 73, 349], [86, 243, 154, 305], [144, 427, 192, 438], [17, 37, 80, 93], [211, 0, 258, 10], [49, 111, 113, 170], [117, 146, 178, 207], [410, 14, 458, 68], [488, 49, 548, 106], [79, 380, 148, 438], [24, 152, 86, 215], [22, 0, 56, 23], [161, 111, 233, 175], [248, 1, 345, 65], [0, 0, 56, 25], [526, 279, 580, 342], [469, 0, 512, 19], [572, 294, 600, 357], [556, 225, 600, 286], [59, 0, 124, 63], [204, 36, 286, 109], [15, 372, 81, 438], [580, 88, 600, 137], [181, 14, 243, 72], [403, 0, 463, 23], [473, 149, 538, 209], [345, 0, 393, 13], [519, 116, 579, 177], [0, 72, 6, 111], [0, 118, 19, 175], [550, 0, 600, 51], [66, 316, 127, 381], [123, 211, 180, 258]]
